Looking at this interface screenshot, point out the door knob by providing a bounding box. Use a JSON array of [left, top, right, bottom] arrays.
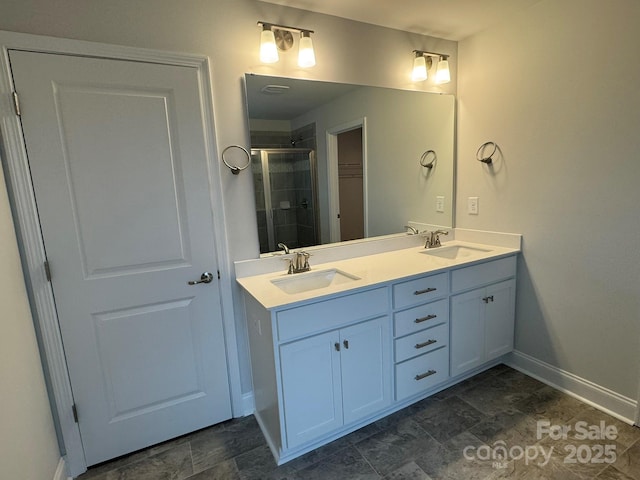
[[188, 272, 214, 285]]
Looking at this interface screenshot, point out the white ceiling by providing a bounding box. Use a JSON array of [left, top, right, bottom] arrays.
[[258, 0, 542, 41]]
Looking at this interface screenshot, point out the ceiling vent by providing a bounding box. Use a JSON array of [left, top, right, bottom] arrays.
[[261, 84, 290, 95]]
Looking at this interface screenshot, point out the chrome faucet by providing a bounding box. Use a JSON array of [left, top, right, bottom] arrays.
[[424, 230, 449, 248], [285, 251, 310, 274], [404, 225, 419, 235], [277, 242, 290, 254]]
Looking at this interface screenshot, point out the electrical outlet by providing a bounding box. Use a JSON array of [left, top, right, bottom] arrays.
[[436, 196, 445, 213], [468, 197, 479, 215]]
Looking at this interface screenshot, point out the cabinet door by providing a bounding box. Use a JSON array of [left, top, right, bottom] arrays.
[[340, 317, 391, 424], [485, 279, 516, 360], [450, 288, 485, 377], [280, 331, 343, 448]]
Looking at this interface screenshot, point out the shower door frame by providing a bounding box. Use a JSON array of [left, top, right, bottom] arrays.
[[252, 148, 319, 252]]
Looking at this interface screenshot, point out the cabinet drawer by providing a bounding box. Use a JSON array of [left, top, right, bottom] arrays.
[[395, 322, 448, 363], [393, 272, 448, 309], [276, 287, 388, 341], [451, 256, 517, 293], [395, 347, 449, 401], [394, 298, 448, 337]]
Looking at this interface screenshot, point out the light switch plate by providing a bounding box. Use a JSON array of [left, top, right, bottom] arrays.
[[436, 196, 445, 213], [468, 197, 479, 215]]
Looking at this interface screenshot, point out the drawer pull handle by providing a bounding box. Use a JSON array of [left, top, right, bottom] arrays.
[[482, 295, 494, 303], [415, 370, 437, 381], [415, 314, 437, 324], [343, 339, 349, 349], [415, 339, 437, 349], [334, 342, 340, 351], [414, 287, 437, 295]]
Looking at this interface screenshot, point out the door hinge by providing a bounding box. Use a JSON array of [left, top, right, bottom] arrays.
[[44, 260, 52, 282], [72, 404, 79, 423], [12, 91, 21, 116], [217, 270, 221, 280]]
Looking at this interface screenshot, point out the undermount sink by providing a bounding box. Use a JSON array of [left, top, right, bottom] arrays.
[[421, 244, 492, 260], [271, 268, 361, 295]]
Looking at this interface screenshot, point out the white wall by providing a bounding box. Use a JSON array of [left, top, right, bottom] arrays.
[[0, 165, 60, 478], [457, 0, 640, 399], [292, 87, 455, 241], [0, 0, 456, 428]]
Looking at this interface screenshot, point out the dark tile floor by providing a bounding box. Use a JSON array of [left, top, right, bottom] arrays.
[[77, 365, 640, 479]]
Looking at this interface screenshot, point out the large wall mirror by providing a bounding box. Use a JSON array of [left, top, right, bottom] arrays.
[[244, 74, 455, 254]]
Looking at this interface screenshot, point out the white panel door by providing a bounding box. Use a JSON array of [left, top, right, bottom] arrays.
[[280, 332, 343, 449], [485, 279, 516, 360], [340, 317, 391, 424], [450, 288, 485, 377], [9, 50, 232, 465]]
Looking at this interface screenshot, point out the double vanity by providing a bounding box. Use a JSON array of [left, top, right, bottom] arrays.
[[236, 229, 521, 465]]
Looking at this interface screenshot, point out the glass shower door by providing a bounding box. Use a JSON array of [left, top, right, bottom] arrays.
[[251, 148, 318, 254]]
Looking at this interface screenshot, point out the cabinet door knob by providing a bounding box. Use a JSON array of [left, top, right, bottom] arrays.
[[343, 340, 349, 349], [334, 342, 340, 351]]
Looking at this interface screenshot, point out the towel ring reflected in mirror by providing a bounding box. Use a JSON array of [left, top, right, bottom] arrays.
[[476, 141, 497, 165], [222, 145, 251, 175], [419, 149, 437, 169]]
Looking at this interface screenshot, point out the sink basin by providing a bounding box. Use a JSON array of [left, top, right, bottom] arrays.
[[271, 268, 361, 295], [421, 245, 492, 260]]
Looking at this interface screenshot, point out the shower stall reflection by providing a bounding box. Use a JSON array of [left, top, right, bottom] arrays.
[[251, 148, 319, 254]]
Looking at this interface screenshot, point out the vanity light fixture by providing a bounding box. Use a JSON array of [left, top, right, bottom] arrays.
[[259, 24, 279, 64], [258, 22, 316, 68], [435, 56, 451, 84], [298, 31, 316, 68], [411, 50, 451, 84], [412, 51, 428, 82]]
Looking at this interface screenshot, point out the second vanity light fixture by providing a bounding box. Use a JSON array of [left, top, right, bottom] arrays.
[[258, 21, 316, 68], [412, 50, 450, 84]]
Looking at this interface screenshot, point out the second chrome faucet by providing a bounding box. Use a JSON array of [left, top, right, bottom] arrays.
[[424, 230, 449, 248], [278, 243, 311, 274]]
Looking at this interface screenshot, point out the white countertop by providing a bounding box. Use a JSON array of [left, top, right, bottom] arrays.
[[236, 240, 520, 310]]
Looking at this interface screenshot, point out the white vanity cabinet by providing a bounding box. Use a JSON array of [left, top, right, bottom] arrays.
[[450, 257, 517, 377], [392, 273, 450, 401], [280, 315, 390, 448], [244, 286, 391, 461], [238, 241, 520, 465]]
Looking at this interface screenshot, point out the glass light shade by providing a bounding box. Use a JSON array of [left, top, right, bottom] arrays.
[[298, 34, 316, 68], [412, 54, 428, 82], [260, 28, 279, 63], [435, 57, 451, 84]]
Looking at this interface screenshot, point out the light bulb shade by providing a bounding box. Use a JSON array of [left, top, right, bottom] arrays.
[[412, 54, 428, 82], [298, 33, 316, 68], [260, 28, 279, 63], [435, 57, 451, 84]]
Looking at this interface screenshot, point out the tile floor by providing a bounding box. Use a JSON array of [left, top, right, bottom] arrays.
[[77, 365, 640, 479]]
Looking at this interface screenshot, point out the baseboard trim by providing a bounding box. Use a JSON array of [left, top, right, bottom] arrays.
[[241, 392, 255, 417], [53, 457, 71, 480], [506, 350, 637, 425]]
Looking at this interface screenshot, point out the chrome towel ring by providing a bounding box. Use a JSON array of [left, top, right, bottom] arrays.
[[476, 141, 497, 165], [222, 145, 251, 175], [419, 150, 437, 169]]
